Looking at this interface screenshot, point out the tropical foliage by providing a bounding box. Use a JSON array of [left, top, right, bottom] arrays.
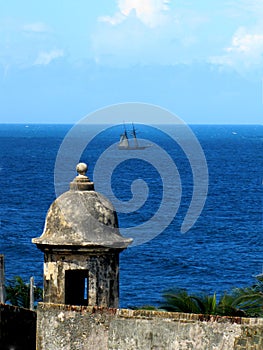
[[160, 289, 219, 315], [160, 277, 263, 317], [5, 276, 43, 309]]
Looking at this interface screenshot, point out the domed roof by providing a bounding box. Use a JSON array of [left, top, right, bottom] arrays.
[[32, 163, 132, 249]]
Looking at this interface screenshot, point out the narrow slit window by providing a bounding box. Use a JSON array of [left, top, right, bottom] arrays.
[[84, 277, 88, 300]]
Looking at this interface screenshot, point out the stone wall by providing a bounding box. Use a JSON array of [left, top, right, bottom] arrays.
[[36, 302, 263, 350], [0, 303, 36, 350]]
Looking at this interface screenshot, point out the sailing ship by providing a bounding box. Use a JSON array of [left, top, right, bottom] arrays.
[[118, 123, 151, 150]]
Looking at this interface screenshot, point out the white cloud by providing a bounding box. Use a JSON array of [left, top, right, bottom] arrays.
[[93, 1, 212, 66], [0, 19, 62, 70], [99, 12, 126, 26], [210, 26, 263, 70], [209, 0, 263, 72], [34, 49, 64, 65], [227, 29, 263, 55], [22, 22, 50, 33], [92, 0, 263, 73], [99, 0, 171, 28]]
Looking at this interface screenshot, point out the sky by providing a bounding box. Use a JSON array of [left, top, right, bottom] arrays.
[[1, 0, 263, 124]]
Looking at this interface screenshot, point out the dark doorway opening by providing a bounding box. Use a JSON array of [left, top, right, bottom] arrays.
[[65, 270, 89, 306]]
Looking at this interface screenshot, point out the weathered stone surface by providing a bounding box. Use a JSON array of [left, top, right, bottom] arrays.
[[42, 251, 120, 307], [36, 303, 263, 350], [37, 303, 112, 350], [32, 190, 132, 248], [32, 162, 132, 249], [32, 163, 132, 308]]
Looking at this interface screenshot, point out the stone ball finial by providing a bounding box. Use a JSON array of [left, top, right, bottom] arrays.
[[76, 162, 88, 176], [70, 162, 94, 191]]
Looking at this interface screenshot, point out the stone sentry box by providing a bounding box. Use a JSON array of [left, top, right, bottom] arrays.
[[32, 163, 132, 308]]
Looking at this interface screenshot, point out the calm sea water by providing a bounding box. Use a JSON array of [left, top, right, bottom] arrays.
[[0, 124, 263, 308]]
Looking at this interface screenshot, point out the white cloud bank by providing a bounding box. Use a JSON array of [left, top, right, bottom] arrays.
[[22, 22, 50, 33], [210, 1, 263, 72], [100, 0, 171, 28], [34, 49, 64, 65], [92, 0, 210, 66], [92, 0, 263, 75], [227, 30, 263, 55], [0, 19, 60, 70], [210, 24, 263, 69]]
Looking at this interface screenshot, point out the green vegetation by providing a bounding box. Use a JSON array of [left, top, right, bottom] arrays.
[[160, 277, 263, 317], [131, 277, 263, 317], [5, 276, 43, 309], [161, 289, 219, 315]]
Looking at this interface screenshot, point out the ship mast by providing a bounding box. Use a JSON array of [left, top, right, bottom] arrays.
[[132, 123, 139, 148]]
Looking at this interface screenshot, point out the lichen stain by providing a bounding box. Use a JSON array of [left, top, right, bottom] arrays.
[[44, 262, 57, 287]]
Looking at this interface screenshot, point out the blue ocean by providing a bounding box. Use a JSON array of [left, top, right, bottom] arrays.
[[0, 123, 263, 308]]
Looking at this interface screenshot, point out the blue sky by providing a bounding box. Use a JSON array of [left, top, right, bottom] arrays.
[[1, 0, 263, 124]]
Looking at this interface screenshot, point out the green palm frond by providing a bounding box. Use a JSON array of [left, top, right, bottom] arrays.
[[161, 284, 263, 317]]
